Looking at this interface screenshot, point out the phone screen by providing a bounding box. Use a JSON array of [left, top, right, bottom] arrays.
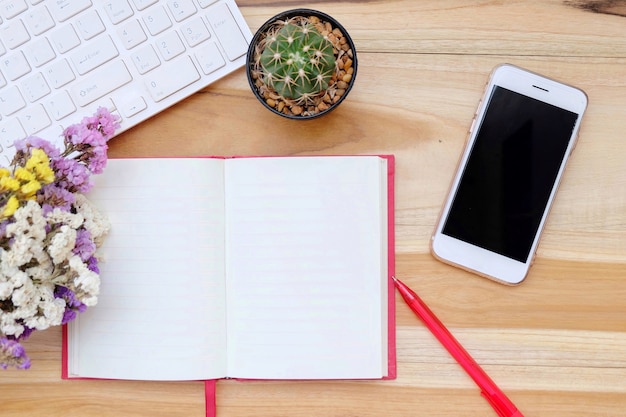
[[441, 86, 579, 263]]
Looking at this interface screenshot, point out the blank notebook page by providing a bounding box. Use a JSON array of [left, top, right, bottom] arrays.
[[224, 156, 388, 379], [68, 158, 229, 380]]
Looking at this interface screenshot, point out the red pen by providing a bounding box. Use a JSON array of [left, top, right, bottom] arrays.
[[393, 276, 524, 417]]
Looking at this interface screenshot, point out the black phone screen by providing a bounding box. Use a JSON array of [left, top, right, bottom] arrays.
[[442, 86, 579, 262]]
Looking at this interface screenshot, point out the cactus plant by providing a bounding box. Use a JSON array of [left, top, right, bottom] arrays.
[[247, 9, 357, 119], [259, 21, 335, 102]]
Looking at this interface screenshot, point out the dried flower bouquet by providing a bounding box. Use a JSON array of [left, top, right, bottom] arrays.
[[0, 108, 119, 369]]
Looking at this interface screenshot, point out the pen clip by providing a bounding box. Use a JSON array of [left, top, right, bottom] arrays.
[[481, 390, 511, 417]]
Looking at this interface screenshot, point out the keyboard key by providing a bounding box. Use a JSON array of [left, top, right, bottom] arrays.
[[0, 117, 24, 154], [1, 19, 31, 49], [1, 51, 31, 81], [131, 44, 160, 74], [72, 60, 132, 107], [51, 24, 81, 53], [197, 0, 218, 8], [71, 35, 119, 75], [25, 37, 56, 67], [144, 55, 200, 102], [131, 0, 158, 11], [0, 0, 27, 19], [167, 0, 196, 22], [205, 3, 247, 61], [117, 95, 147, 118], [117, 19, 147, 49], [180, 16, 210, 47], [44, 58, 75, 88], [44, 90, 76, 120], [49, 0, 92, 22], [21, 72, 51, 102], [142, 6, 171, 35], [20, 103, 51, 135], [23, 5, 55, 35], [75, 9, 105, 40], [195, 41, 224, 75], [102, 0, 133, 25], [87, 97, 116, 115], [155, 31, 185, 61], [0, 85, 26, 115]]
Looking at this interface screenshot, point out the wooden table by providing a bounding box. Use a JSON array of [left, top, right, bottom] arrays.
[[2, 1, 625, 416]]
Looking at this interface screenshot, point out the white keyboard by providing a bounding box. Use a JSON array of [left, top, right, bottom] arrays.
[[0, 0, 252, 165]]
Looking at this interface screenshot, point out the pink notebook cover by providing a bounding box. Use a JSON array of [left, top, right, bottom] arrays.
[[62, 155, 397, 415]]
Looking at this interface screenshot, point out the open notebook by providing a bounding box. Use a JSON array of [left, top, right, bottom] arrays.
[[63, 155, 396, 384]]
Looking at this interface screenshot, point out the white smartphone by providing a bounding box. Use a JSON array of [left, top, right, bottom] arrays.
[[431, 64, 588, 285]]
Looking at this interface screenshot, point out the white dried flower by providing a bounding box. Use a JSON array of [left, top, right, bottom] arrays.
[[11, 278, 36, 307], [0, 283, 12, 300], [0, 312, 24, 338], [46, 207, 84, 229], [3, 202, 47, 268], [48, 225, 77, 265], [69, 255, 100, 303], [74, 194, 110, 244], [7, 201, 47, 241], [0, 250, 20, 278]]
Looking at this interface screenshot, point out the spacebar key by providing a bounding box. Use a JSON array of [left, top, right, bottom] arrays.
[[145, 56, 200, 102]]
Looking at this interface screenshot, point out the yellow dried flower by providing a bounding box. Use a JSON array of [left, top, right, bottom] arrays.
[[1, 195, 19, 218], [20, 179, 41, 198], [0, 176, 20, 192], [14, 167, 35, 183], [26, 148, 54, 184], [37, 165, 54, 184]]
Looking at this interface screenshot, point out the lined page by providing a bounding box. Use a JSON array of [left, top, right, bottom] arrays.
[[68, 158, 228, 380], [224, 156, 388, 379]]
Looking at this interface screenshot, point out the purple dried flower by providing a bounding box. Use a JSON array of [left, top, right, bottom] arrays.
[[93, 107, 120, 139], [54, 286, 88, 325], [86, 256, 100, 274], [0, 338, 31, 370], [73, 229, 96, 261], [38, 184, 76, 214], [60, 107, 119, 175], [17, 326, 34, 340], [14, 136, 61, 159], [86, 143, 108, 174], [54, 285, 70, 299], [61, 309, 77, 324], [51, 157, 93, 193], [0, 220, 8, 239]]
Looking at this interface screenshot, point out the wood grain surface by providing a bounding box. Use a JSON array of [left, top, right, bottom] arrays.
[[1, 1, 625, 416]]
